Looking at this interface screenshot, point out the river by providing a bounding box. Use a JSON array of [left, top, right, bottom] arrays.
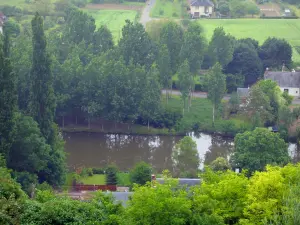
[[64, 132, 299, 172]]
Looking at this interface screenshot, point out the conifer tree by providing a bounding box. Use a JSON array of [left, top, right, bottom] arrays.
[[0, 31, 17, 158], [29, 13, 55, 144]]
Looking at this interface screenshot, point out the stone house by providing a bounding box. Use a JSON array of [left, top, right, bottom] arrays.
[[189, 0, 214, 18], [264, 69, 300, 97]]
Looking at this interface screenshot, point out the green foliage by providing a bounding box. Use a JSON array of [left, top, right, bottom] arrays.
[[130, 161, 152, 186], [232, 128, 290, 175], [29, 13, 56, 144], [172, 136, 200, 178], [119, 20, 156, 70], [158, 44, 172, 90], [179, 23, 207, 73], [228, 92, 240, 114], [178, 60, 192, 113], [126, 178, 192, 225], [160, 21, 183, 74], [206, 27, 234, 68], [21, 192, 123, 224], [210, 157, 231, 172], [93, 25, 114, 55], [225, 42, 263, 86], [106, 164, 118, 185], [206, 63, 226, 124], [259, 37, 293, 68], [0, 35, 17, 159]]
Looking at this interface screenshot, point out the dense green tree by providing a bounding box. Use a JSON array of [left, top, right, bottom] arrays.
[[126, 177, 192, 225], [246, 1, 260, 17], [207, 27, 235, 68], [157, 44, 171, 100], [259, 37, 292, 69], [93, 25, 114, 55], [246, 84, 273, 124], [130, 161, 152, 186], [206, 63, 226, 124], [29, 13, 56, 144], [139, 64, 161, 129], [0, 33, 17, 159], [179, 23, 207, 73], [178, 60, 193, 114], [160, 21, 183, 74], [229, 0, 247, 17], [218, 1, 230, 16], [231, 128, 290, 175], [225, 43, 263, 86], [7, 113, 51, 177], [228, 92, 240, 114], [119, 20, 156, 70], [21, 191, 123, 224], [239, 38, 259, 50], [172, 136, 200, 178], [195, 168, 248, 224], [0, 154, 26, 225], [106, 164, 118, 185], [210, 157, 231, 172], [257, 79, 286, 123], [64, 9, 96, 45]]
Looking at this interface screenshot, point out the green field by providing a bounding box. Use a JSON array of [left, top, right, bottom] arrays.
[[151, 0, 186, 18], [84, 9, 137, 41], [80, 174, 106, 185], [197, 19, 300, 63]]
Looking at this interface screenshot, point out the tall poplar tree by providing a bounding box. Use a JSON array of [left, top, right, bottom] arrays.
[[0, 32, 17, 158], [29, 13, 55, 144], [206, 63, 226, 125]]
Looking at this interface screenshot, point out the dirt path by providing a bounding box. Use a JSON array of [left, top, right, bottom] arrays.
[[140, 0, 157, 26], [85, 3, 143, 11]]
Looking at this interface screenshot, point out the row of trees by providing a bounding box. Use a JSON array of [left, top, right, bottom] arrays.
[[0, 13, 66, 194], [10, 5, 293, 130]]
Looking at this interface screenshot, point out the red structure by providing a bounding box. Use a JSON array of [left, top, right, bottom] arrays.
[[74, 184, 117, 192]]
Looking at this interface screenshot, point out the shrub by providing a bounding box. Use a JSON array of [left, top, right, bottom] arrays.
[[92, 168, 105, 174], [130, 162, 152, 186], [172, 12, 178, 17], [210, 157, 231, 171], [159, 9, 164, 15], [106, 165, 118, 185]]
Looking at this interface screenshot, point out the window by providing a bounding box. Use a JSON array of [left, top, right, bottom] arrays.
[[205, 6, 209, 13], [195, 6, 199, 10]]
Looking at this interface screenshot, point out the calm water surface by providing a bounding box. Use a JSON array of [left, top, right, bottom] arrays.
[[64, 132, 299, 171]]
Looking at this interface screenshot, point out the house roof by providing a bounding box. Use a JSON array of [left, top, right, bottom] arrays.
[[237, 88, 250, 97], [156, 178, 201, 186], [264, 71, 300, 88], [190, 0, 214, 7]]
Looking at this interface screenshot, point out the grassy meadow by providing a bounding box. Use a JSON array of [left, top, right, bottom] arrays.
[[84, 9, 137, 41], [80, 174, 106, 185], [197, 19, 300, 63], [151, 0, 186, 18]]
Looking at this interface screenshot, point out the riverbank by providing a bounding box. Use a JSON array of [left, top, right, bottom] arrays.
[[61, 95, 251, 137]]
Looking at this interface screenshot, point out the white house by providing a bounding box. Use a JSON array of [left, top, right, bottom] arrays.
[[264, 70, 300, 97], [190, 0, 214, 18]]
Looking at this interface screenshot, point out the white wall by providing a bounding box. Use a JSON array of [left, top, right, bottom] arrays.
[[280, 87, 300, 97], [0, 26, 2, 34], [191, 6, 213, 16]]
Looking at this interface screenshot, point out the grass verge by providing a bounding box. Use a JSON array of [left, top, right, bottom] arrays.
[[83, 9, 137, 42], [80, 174, 106, 185], [151, 0, 187, 18], [117, 172, 131, 186]]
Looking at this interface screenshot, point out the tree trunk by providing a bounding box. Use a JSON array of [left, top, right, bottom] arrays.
[[147, 119, 149, 130], [88, 117, 91, 129], [62, 115, 65, 128], [166, 90, 168, 104]]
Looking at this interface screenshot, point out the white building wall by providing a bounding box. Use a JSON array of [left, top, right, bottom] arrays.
[[0, 26, 2, 34], [190, 6, 213, 16], [280, 87, 300, 97]]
